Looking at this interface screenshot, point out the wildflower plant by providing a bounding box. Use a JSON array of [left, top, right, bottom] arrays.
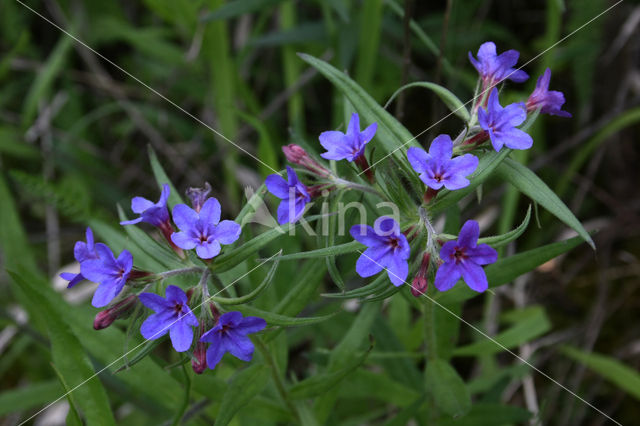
[[51, 40, 599, 425]]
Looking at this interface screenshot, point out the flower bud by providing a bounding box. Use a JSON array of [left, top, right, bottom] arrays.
[[282, 144, 331, 178], [93, 295, 138, 330], [192, 324, 208, 374], [410, 253, 431, 297], [186, 182, 212, 213]]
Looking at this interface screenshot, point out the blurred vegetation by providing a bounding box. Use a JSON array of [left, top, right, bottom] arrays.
[[1, 0, 639, 425]]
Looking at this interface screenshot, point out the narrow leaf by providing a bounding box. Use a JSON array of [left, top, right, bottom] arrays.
[[425, 359, 471, 417], [214, 363, 271, 426], [385, 82, 470, 121]]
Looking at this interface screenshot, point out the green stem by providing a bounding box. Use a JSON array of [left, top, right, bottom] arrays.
[[155, 267, 204, 279], [171, 365, 191, 426], [423, 295, 437, 361], [255, 337, 300, 422]]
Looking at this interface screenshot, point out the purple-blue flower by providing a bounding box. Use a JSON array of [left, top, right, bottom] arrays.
[[265, 166, 311, 225], [435, 220, 498, 293], [200, 311, 266, 370], [139, 285, 199, 352], [319, 112, 377, 162], [81, 243, 133, 308], [171, 198, 241, 259], [526, 68, 571, 118], [60, 227, 98, 288], [478, 88, 533, 152], [120, 183, 171, 227], [407, 135, 479, 191], [468, 41, 528, 86], [350, 217, 410, 286]]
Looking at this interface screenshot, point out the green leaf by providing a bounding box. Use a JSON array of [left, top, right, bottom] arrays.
[[477, 205, 531, 248], [148, 145, 184, 209], [234, 305, 337, 327], [50, 364, 83, 426], [0, 381, 63, 417], [435, 235, 587, 304], [337, 370, 418, 407], [385, 82, 470, 121], [8, 270, 116, 425], [115, 339, 164, 372], [275, 241, 361, 261], [289, 340, 373, 399], [437, 403, 532, 426], [322, 270, 389, 299], [429, 149, 512, 215], [201, 0, 284, 21], [214, 363, 271, 426], [561, 346, 640, 400], [425, 359, 471, 417], [495, 157, 594, 249], [453, 306, 551, 356], [298, 53, 421, 181], [209, 250, 282, 305]]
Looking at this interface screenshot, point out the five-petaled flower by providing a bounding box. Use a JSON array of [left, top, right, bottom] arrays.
[[350, 217, 411, 286], [200, 311, 266, 370], [171, 198, 241, 259], [81, 243, 133, 308], [526, 68, 571, 118], [265, 166, 311, 225], [120, 183, 171, 228], [60, 227, 99, 288], [139, 285, 199, 352], [434, 220, 498, 293], [319, 112, 377, 162], [468, 41, 528, 87], [478, 88, 533, 152], [407, 135, 479, 191]]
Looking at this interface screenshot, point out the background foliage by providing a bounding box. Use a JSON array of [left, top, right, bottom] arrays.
[[1, 0, 639, 425]]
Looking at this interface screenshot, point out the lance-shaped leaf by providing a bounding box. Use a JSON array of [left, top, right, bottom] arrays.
[[274, 241, 361, 261], [425, 359, 471, 417], [233, 305, 337, 327], [322, 271, 389, 299], [209, 250, 282, 305], [148, 145, 183, 209], [214, 363, 271, 426], [385, 82, 470, 121], [495, 157, 594, 249]]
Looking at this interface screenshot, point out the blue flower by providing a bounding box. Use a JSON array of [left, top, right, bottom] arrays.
[[139, 285, 199, 352], [81, 243, 133, 307], [468, 42, 528, 86], [200, 311, 266, 370], [478, 88, 533, 152], [120, 184, 171, 228], [526, 68, 571, 118], [350, 217, 410, 286], [434, 220, 498, 293], [265, 166, 311, 225], [171, 198, 241, 259], [407, 135, 479, 190], [60, 227, 98, 288], [319, 113, 377, 162]]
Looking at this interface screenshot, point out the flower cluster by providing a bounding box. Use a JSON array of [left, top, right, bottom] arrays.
[[62, 40, 571, 376]]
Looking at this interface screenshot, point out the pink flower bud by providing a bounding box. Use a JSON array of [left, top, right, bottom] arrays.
[[282, 144, 331, 178], [93, 295, 138, 330], [192, 324, 208, 374], [411, 253, 431, 297]]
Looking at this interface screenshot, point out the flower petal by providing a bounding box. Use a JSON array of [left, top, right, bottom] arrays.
[[91, 282, 123, 308], [117, 249, 133, 273], [225, 331, 255, 362], [434, 261, 462, 292], [237, 316, 267, 335], [141, 313, 171, 340], [276, 200, 293, 225], [346, 112, 361, 137], [81, 259, 113, 284], [131, 196, 154, 214], [407, 147, 429, 173], [428, 135, 453, 161], [139, 292, 171, 312], [196, 240, 221, 259], [172, 204, 198, 231], [439, 240, 457, 261], [386, 256, 409, 287], [200, 198, 221, 225], [361, 122, 377, 143], [171, 232, 197, 250], [214, 220, 241, 245], [265, 174, 290, 199], [219, 311, 243, 327], [449, 153, 479, 177], [458, 220, 480, 249], [165, 285, 187, 304], [500, 103, 527, 127], [205, 339, 226, 370], [119, 217, 143, 226], [170, 320, 194, 352], [159, 183, 170, 205], [355, 246, 387, 278], [460, 261, 488, 292], [501, 128, 533, 150], [349, 224, 380, 247], [468, 243, 498, 265]]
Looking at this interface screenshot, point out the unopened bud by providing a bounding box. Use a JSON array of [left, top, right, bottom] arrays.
[[186, 182, 212, 213], [93, 295, 138, 330], [411, 253, 431, 298], [282, 144, 331, 178], [192, 324, 208, 374]]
